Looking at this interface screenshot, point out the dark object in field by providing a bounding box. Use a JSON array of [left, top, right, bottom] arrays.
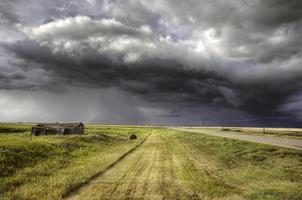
[[31, 122, 84, 136], [0, 128, 28, 133], [222, 128, 231, 131], [129, 134, 137, 140]]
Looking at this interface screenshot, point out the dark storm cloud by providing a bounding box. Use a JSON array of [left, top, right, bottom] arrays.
[[5, 39, 231, 106], [1, 0, 302, 125], [6, 37, 302, 118]]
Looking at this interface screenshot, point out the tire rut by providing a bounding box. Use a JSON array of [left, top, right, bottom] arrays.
[[64, 134, 151, 200], [65, 131, 218, 200]]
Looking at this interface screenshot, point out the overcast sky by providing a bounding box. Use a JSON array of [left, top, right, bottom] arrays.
[[1, 0, 302, 126]]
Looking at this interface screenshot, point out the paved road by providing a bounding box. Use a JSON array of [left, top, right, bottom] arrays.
[[177, 128, 302, 150]]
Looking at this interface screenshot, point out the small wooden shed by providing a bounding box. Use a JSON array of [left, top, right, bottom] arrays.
[[31, 122, 84, 136]]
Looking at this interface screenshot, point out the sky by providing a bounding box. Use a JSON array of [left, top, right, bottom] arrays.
[[1, 0, 302, 126]]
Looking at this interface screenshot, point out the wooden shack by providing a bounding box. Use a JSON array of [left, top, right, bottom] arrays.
[[31, 122, 84, 136]]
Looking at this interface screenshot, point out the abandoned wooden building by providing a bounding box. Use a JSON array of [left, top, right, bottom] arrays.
[[31, 122, 84, 136]]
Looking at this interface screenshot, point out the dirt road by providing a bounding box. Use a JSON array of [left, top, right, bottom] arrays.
[[63, 129, 302, 200], [177, 128, 302, 150], [66, 134, 188, 199], [65, 133, 240, 200]]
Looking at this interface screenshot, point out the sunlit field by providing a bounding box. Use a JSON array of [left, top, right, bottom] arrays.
[[0, 123, 151, 199], [0, 123, 301, 200], [177, 126, 302, 139]]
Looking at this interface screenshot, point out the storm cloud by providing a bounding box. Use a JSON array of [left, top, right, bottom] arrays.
[[1, 0, 302, 126]]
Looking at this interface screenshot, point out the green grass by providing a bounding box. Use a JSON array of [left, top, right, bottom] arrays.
[[1, 124, 301, 200], [0, 123, 32, 135], [0, 124, 151, 200], [167, 129, 302, 199], [183, 127, 302, 139], [228, 127, 302, 139]]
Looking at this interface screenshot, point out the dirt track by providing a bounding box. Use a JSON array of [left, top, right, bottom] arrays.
[[176, 128, 302, 150], [65, 133, 233, 200], [66, 134, 186, 199], [64, 129, 302, 200]]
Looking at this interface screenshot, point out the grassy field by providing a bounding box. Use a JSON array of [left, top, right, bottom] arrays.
[[168, 129, 302, 199], [0, 123, 32, 134], [178, 126, 302, 139], [0, 124, 302, 199], [0, 124, 152, 200]]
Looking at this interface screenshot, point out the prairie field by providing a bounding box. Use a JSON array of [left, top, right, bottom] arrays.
[[176, 126, 302, 139], [0, 123, 302, 200]]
